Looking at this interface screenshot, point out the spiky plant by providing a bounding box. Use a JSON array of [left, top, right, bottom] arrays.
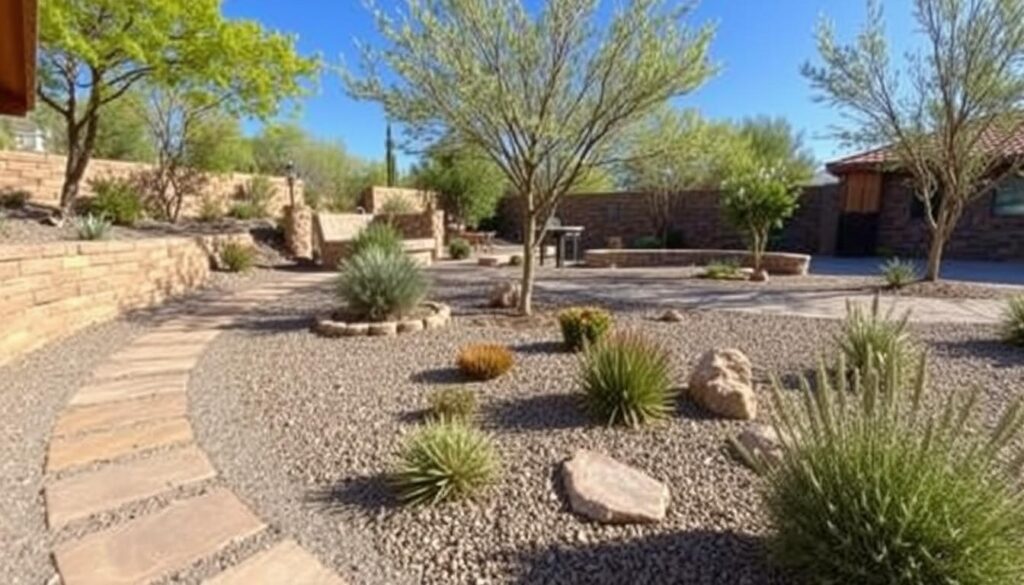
[[392, 420, 498, 506], [219, 242, 256, 273], [336, 247, 428, 321], [755, 354, 1024, 584], [1002, 295, 1024, 348], [456, 343, 515, 381], [879, 257, 921, 290], [428, 387, 478, 423], [835, 295, 914, 385], [351, 222, 404, 257], [558, 306, 613, 351], [76, 214, 112, 240], [578, 331, 675, 428]]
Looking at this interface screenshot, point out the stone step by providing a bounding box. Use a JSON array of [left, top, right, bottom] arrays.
[[53, 394, 187, 437], [128, 329, 222, 347], [46, 446, 216, 528], [107, 343, 208, 361], [203, 539, 344, 585], [90, 356, 199, 381], [47, 418, 193, 472], [54, 488, 265, 585], [70, 371, 188, 407]]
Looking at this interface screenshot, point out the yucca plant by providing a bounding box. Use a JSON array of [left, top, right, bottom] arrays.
[[76, 214, 112, 240], [754, 354, 1024, 584], [220, 242, 256, 273], [428, 387, 478, 423], [558, 306, 613, 351], [879, 257, 921, 290], [578, 331, 675, 428], [351, 222, 404, 257], [456, 343, 515, 381], [1002, 295, 1024, 348], [835, 295, 914, 385], [392, 420, 498, 506], [336, 247, 428, 321]]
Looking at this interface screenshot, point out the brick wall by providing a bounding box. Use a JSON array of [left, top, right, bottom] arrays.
[[0, 233, 251, 365], [0, 150, 302, 218]]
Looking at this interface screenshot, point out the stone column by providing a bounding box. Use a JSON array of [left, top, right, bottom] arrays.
[[283, 205, 313, 260]]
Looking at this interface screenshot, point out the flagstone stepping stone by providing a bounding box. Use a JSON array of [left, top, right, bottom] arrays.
[[53, 394, 187, 437], [129, 330, 222, 346], [54, 488, 264, 585], [70, 372, 189, 406], [91, 356, 199, 380], [561, 449, 670, 524], [107, 343, 208, 361], [203, 539, 344, 585], [46, 446, 216, 527], [47, 418, 192, 472]]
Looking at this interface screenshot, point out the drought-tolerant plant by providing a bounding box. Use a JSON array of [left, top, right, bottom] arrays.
[[379, 195, 416, 216], [86, 177, 143, 226], [76, 214, 112, 240], [632, 235, 662, 249], [392, 419, 498, 506], [336, 248, 428, 321], [0, 188, 29, 209], [558, 306, 613, 351], [578, 331, 675, 428], [448, 237, 472, 260], [835, 296, 914, 384], [456, 343, 515, 381], [428, 387, 478, 423], [879, 257, 920, 290], [1002, 295, 1024, 348], [756, 354, 1024, 584], [700, 258, 745, 280], [227, 201, 261, 220], [197, 195, 224, 222], [219, 242, 256, 273], [508, 254, 523, 267], [351, 222, 404, 257]]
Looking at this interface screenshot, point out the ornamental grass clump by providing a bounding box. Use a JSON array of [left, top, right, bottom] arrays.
[[757, 355, 1024, 584], [351, 222, 404, 257], [448, 237, 472, 259], [336, 247, 427, 321], [456, 343, 514, 381], [428, 387, 478, 423], [879, 256, 921, 290], [578, 331, 675, 428], [219, 242, 256, 273], [392, 420, 498, 506], [1002, 295, 1024, 348], [835, 295, 914, 385], [558, 306, 613, 351]]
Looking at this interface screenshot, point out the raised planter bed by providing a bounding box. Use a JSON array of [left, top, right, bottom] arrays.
[[311, 301, 451, 338], [584, 249, 811, 276]]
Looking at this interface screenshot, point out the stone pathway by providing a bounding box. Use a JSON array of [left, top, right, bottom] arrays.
[[42, 272, 343, 585]]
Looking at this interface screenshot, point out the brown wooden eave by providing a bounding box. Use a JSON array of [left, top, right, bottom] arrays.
[[0, 0, 38, 117]]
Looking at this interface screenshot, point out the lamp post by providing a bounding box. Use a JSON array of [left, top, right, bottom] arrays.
[[285, 160, 297, 207]]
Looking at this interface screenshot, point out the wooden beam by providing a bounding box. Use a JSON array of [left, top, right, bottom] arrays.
[[0, 0, 38, 117]]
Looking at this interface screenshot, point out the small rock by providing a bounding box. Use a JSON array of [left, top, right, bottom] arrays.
[[730, 424, 784, 470], [478, 256, 500, 267], [488, 281, 521, 309], [423, 313, 447, 329], [368, 322, 398, 336], [750, 268, 770, 283], [561, 449, 670, 524], [398, 319, 424, 334], [657, 309, 685, 323], [344, 323, 369, 337], [687, 348, 757, 419]]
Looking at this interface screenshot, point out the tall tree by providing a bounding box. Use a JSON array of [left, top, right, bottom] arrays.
[[804, 0, 1024, 280], [412, 141, 507, 228], [347, 0, 715, 314], [737, 116, 816, 182], [38, 0, 317, 214]]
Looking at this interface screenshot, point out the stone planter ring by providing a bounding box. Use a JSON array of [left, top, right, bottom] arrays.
[[311, 302, 451, 338]]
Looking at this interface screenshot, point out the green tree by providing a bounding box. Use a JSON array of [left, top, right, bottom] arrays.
[[347, 0, 716, 314], [412, 142, 507, 228], [722, 163, 801, 274], [185, 114, 254, 173], [91, 91, 155, 162], [38, 0, 318, 214], [804, 0, 1024, 281], [251, 123, 308, 175], [737, 116, 815, 183]]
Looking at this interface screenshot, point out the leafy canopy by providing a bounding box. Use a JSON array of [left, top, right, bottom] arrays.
[[411, 140, 507, 228]]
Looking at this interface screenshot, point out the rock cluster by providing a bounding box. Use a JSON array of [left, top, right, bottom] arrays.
[[488, 281, 521, 309]]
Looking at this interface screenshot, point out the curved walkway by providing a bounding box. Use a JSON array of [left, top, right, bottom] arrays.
[[42, 272, 341, 585]]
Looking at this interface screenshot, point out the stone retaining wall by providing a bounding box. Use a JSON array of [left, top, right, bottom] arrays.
[[0, 233, 251, 365], [583, 249, 812, 275]]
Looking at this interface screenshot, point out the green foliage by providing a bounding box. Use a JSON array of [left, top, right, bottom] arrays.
[[558, 306, 614, 351], [197, 196, 224, 222], [0, 118, 12, 150], [879, 257, 921, 290], [736, 116, 815, 184], [89, 92, 156, 163], [184, 114, 255, 173], [0, 188, 30, 209], [412, 141, 506, 228], [631, 235, 662, 249], [336, 248, 428, 321], [578, 331, 676, 428], [701, 259, 745, 280], [85, 177, 144, 226], [378, 196, 415, 216], [722, 164, 800, 272], [76, 214, 112, 240], [759, 355, 1024, 584], [351, 222, 404, 257], [1002, 295, 1024, 348], [227, 202, 261, 220], [392, 420, 498, 506], [219, 242, 256, 273], [508, 254, 523, 267], [456, 343, 515, 381], [448, 238, 472, 260], [835, 296, 914, 385], [427, 387, 478, 423]]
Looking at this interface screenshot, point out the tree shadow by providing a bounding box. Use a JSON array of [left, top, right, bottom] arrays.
[[305, 474, 398, 514], [483, 393, 590, 431], [513, 340, 567, 355], [932, 338, 1024, 369], [409, 367, 464, 385]]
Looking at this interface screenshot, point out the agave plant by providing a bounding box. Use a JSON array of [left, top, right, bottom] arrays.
[[879, 257, 921, 290], [336, 247, 428, 321], [392, 420, 498, 506], [76, 214, 112, 241], [577, 331, 675, 428]]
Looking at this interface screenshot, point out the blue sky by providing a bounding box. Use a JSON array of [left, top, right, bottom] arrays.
[[222, 1, 916, 169]]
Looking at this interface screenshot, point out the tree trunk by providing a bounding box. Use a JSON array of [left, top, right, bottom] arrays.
[[59, 108, 101, 216], [925, 228, 946, 281], [519, 211, 537, 316]]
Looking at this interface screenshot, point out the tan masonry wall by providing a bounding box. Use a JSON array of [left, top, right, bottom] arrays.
[[0, 150, 303, 218], [0, 233, 251, 366]]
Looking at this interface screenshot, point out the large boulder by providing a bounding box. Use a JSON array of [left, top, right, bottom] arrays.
[[561, 449, 670, 524], [687, 349, 757, 419], [488, 281, 521, 309]]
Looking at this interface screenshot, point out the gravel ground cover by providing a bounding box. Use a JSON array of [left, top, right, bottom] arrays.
[[189, 269, 1024, 585]]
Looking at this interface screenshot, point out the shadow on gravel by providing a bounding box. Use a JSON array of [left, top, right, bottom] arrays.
[[306, 475, 398, 513], [410, 367, 464, 385], [931, 338, 1023, 369], [483, 393, 589, 431], [220, 314, 314, 336], [512, 340, 566, 355], [507, 529, 783, 585]]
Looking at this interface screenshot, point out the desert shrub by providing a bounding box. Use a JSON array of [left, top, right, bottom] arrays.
[[428, 387, 478, 423], [558, 306, 613, 351], [219, 242, 256, 273], [701, 258, 745, 280], [879, 257, 920, 290], [228, 201, 261, 220], [336, 248, 428, 321], [197, 195, 224, 222], [0, 188, 29, 209], [448, 238, 472, 259], [632, 235, 662, 249], [456, 343, 515, 381], [508, 254, 523, 267], [76, 214, 112, 240], [835, 296, 914, 384], [578, 331, 675, 428], [392, 420, 498, 506], [758, 355, 1024, 584], [1002, 295, 1024, 348], [86, 177, 143, 226], [351, 222, 404, 257], [379, 196, 416, 215]]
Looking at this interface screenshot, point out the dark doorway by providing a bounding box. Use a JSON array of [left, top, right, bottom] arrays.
[[835, 212, 879, 256]]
